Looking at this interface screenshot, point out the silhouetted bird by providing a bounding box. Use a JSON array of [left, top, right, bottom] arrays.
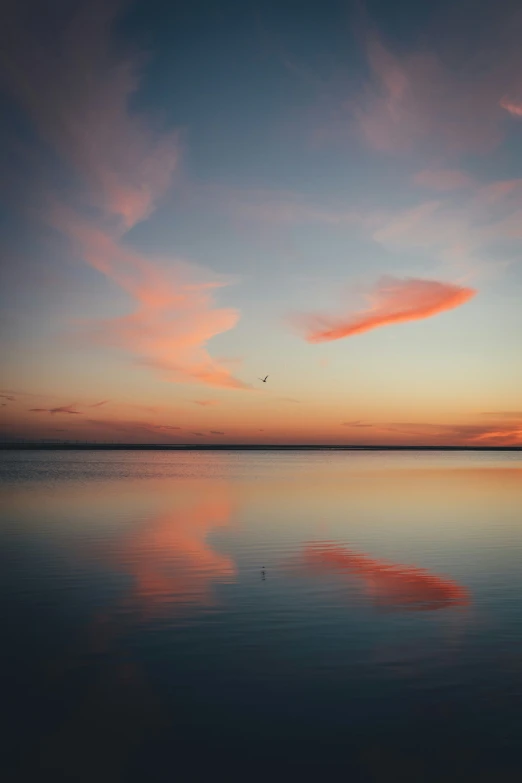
[[258, 375, 269, 383]]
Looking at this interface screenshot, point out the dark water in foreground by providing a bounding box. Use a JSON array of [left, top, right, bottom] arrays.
[[1, 450, 522, 782]]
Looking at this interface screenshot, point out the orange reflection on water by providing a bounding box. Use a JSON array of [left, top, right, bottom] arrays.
[[299, 542, 469, 611], [114, 488, 236, 615]]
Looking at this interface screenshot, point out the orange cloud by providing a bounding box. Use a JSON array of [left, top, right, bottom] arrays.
[[48, 205, 247, 389], [470, 428, 522, 445], [194, 399, 219, 406], [374, 420, 522, 447], [296, 277, 476, 343], [297, 542, 469, 611], [500, 97, 522, 118]]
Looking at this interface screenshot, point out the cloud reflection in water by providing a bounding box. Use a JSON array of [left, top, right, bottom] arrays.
[[109, 488, 236, 616], [296, 542, 469, 612]]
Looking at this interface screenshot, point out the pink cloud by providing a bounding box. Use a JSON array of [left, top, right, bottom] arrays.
[[90, 400, 110, 408], [413, 168, 474, 191], [477, 179, 522, 204], [296, 277, 476, 343], [500, 97, 522, 118], [2, 1, 246, 392], [1, 1, 178, 228], [353, 17, 522, 157], [194, 399, 219, 407]]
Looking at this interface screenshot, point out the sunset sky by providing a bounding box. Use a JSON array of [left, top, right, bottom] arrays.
[[1, 0, 521, 445]]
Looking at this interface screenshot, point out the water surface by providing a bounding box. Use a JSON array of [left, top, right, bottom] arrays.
[[1, 450, 522, 781]]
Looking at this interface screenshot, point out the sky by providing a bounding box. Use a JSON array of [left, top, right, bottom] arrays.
[[1, 0, 521, 446]]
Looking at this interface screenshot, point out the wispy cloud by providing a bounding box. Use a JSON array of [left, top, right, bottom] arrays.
[[194, 399, 219, 407], [369, 180, 522, 279], [482, 411, 522, 418], [413, 169, 474, 192], [295, 277, 476, 343], [90, 400, 110, 408], [86, 418, 181, 435], [377, 420, 522, 446], [49, 206, 248, 389], [1, 0, 178, 227], [353, 7, 522, 158], [218, 189, 365, 227], [30, 405, 82, 415], [341, 421, 373, 427], [0, 394, 15, 402], [210, 431, 225, 435], [210, 174, 522, 285], [0, 389, 42, 399], [2, 0, 246, 391]]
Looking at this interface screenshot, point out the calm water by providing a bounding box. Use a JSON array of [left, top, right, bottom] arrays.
[[1, 450, 522, 782]]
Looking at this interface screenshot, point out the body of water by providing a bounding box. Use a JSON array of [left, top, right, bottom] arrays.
[[1, 449, 522, 781]]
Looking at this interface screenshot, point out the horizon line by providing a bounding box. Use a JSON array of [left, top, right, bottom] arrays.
[[1, 442, 521, 452]]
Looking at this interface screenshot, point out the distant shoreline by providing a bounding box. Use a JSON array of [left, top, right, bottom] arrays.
[[1, 443, 521, 452]]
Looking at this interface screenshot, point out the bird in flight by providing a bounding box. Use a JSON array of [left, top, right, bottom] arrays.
[[258, 375, 269, 383]]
